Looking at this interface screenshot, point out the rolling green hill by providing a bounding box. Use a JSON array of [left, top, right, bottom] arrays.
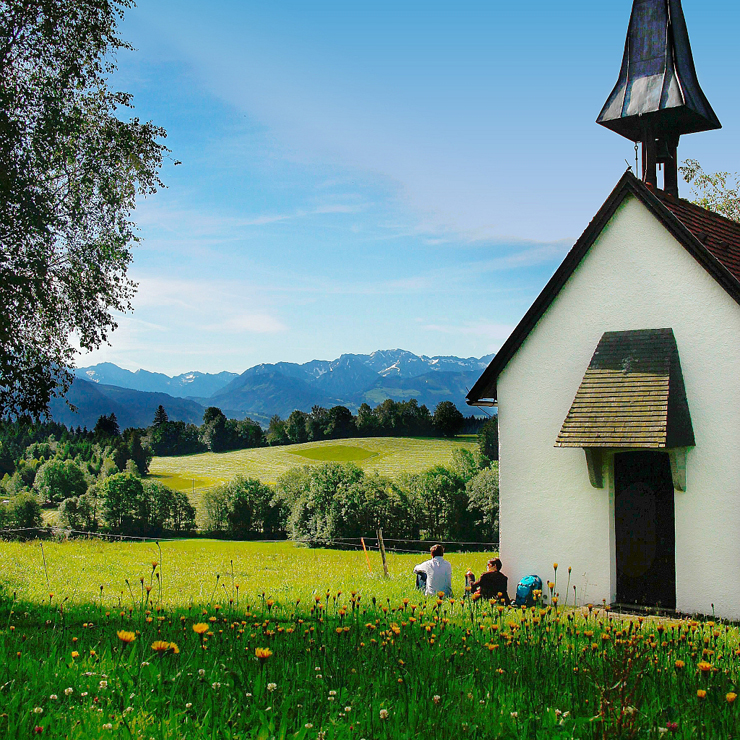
[[148, 436, 478, 494]]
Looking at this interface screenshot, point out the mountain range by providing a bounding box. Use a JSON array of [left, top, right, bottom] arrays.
[[53, 350, 494, 429]]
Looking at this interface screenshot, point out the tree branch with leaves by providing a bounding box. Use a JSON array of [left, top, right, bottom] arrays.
[[0, 0, 169, 418]]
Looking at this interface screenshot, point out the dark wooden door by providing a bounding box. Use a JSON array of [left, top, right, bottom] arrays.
[[614, 451, 676, 609]]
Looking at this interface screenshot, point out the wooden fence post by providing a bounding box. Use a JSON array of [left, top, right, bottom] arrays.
[[377, 528, 389, 578]]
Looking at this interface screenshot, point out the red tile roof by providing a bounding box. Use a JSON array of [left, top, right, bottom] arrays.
[[655, 190, 740, 284]]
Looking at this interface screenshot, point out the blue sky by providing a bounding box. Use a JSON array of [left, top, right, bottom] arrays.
[[78, 0, 740, 374]]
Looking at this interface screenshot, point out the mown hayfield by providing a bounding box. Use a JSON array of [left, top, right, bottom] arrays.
[[148, 436, 478, 493], [2, 540, 740, 739]]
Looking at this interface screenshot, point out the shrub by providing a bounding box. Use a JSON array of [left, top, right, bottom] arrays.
[[466, 465, 499, 542], [34, 459, 87, 504], [203, 476, 283, 538], [8, 491, 43, 529], [99, 472, 144, 532], [59, 492, 100, 530]]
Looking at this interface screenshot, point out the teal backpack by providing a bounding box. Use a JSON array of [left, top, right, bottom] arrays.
[[514, 575, 542, 607]]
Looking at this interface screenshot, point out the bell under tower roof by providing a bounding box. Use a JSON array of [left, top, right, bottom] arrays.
[[597, 0, 720, 196], [597, 0, 720, 140]]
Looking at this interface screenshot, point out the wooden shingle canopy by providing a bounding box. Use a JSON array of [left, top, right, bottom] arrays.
[[556, 328, 694, 450], [467, 172, 740, 407]]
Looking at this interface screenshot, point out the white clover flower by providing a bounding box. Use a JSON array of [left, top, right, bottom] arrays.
[[510, 711, 518, 719], [479, 700, 485, 705], [316, 674, 323, 680], [379, 709, 389, 720], [141, 661, 150, 667], [211, 682, 221, 690], [124, 707, 134, 715], [99, 681, 108, 689], [49, 694, 58, 701], [64, 688, 73, 696], [81, 692, 89, 698], [344, 706, 352, 712], [246, 693, 252, 698], [102, 724, 113, 730], [304, 723, 313, 729], [33, 707, 43, 715], [198, 669, 206, 677], [433, 695, 441, 704], [185, 703, 192, 709], [328, 697, 335, 702], [329, 690, 337, 696], [267, 683, 277, 692]]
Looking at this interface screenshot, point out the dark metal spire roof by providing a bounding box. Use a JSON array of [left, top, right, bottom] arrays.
[[597, 0, 721, 142]]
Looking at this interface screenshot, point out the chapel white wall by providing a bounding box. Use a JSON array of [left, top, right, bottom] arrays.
[[497, 194, 740, 618]]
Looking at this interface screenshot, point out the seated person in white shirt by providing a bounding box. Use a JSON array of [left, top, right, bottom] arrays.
[[413, 543, 453, 597]]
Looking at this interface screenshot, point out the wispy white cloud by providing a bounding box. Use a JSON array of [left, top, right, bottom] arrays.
[[207, 313, 287, 334]]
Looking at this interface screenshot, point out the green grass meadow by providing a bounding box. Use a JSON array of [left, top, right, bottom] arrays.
[[2, 539, 740, 738]]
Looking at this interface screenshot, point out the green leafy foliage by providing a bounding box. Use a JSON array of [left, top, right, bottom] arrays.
[[432, 401, 465, 437], [33, 458, 88, 504], [0, 0, 167, 418], [680, 159, 740, 223], [202, 475, 283, 537]]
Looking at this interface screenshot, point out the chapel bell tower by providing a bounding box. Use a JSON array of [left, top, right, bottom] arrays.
[[597, 0, 721, 197]]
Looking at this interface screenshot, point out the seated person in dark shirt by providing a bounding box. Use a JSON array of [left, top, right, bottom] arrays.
[[466, 558, 511, 605]]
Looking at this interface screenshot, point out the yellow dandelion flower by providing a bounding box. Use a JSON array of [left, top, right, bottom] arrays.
[[697, 689, 707, 700], [71, 651, 79, 659], [727, 692, 738, 704], [151, 640, 171, 654], [698, 661, 713, 673], [255, 647, 273, 663], [117, 630, 136, 645], [675, 660, 685, 670], [192, 623, 209, 635]]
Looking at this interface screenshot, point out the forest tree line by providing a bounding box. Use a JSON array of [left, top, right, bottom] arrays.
[[0, 400, 496, 536]]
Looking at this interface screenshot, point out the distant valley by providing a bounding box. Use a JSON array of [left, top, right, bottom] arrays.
[[52, 349, 494, 429]]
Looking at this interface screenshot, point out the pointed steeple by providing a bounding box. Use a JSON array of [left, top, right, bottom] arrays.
[[597, 0, 720, 196]]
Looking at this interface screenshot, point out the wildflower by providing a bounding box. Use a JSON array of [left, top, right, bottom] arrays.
[[267, 683, 277, 692], [305, 724, 313, 729], [102, 724, 113, 730], [698, 661, 713, 673], [33, 728, 43, 735], [71, 651, 79, 659], [99, 681, 108, 689], [727, 692, 737, 704], [255, 647, 273, 663], [64, 688, 73, 696], [379, 708, 389, 720], [117, 630, 136, 645], [198, 669, 206, 677], [553, 563, 558, 571], [329, 690, 337, 696], [345, 706, 352, 712], [33, 707, 43, 715], [666, 722, 679, 733], [675, 660, 685, 670], [697, 689, 707, 700], [510, 712, 518, 719], [185, 703, 192, 709], [212, 682, 221, 690], [151, 641, 174, 654]]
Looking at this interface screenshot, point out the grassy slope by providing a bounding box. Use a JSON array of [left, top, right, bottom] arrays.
[[0, 539, 497, 607], [148, 436, 478, 492]]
